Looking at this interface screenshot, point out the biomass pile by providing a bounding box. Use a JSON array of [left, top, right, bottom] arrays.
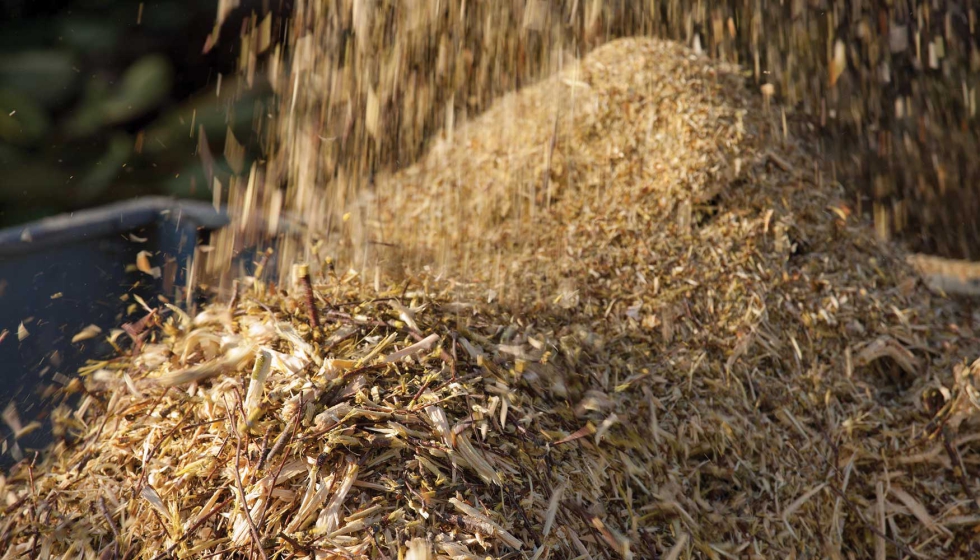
[[3, 38, 980, 560], [352, 37, 980, 557]]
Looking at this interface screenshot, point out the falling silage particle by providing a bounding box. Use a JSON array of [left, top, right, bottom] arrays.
[[136, 251, 162, 279], [72, 324, 103, 343]]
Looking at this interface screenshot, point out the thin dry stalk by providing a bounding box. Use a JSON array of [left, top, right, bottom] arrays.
[[226, 396, 269, 560]]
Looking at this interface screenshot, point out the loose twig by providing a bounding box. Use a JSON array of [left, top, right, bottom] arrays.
[[224, 396, 269, 560], [98, 497, 121, 558], [941, 425, 979, 511], [257, 402, 304, 531], [258, 421, 293, 473], [234, 437, 268, 560], [277, 532, 311, 555]]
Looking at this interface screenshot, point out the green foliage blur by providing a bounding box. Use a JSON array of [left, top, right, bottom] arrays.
[[0, 0, 270, 228]]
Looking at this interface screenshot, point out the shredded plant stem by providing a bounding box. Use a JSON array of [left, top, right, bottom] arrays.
[[2, 37, 980, 560]]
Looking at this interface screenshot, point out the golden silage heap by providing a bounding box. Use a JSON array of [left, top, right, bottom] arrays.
[[5, 38, 980, 560]]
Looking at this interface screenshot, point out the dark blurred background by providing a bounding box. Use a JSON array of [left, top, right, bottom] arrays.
[[0, 0, 271, 228]]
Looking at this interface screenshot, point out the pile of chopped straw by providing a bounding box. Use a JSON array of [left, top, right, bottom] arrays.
[[3, 38, 980, 560]]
